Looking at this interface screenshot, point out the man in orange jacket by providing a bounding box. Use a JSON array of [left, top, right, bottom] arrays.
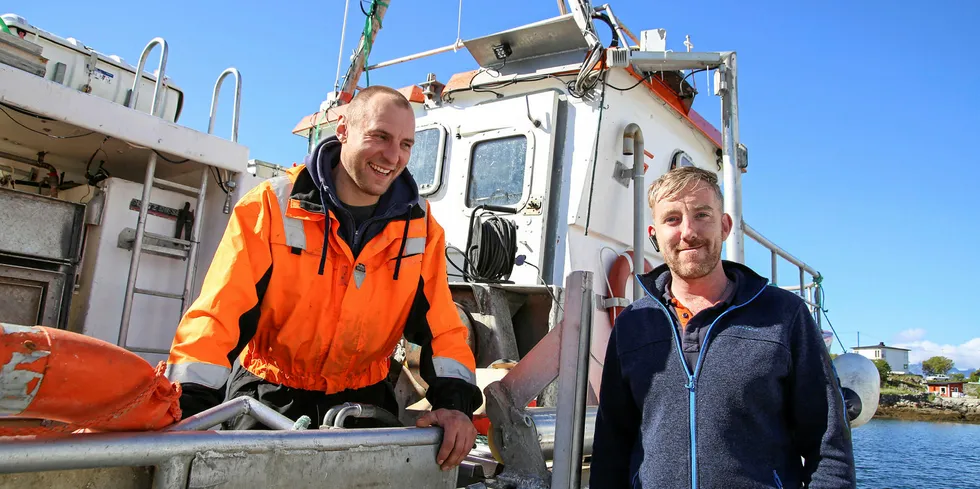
[[165, 86, 481, 471]]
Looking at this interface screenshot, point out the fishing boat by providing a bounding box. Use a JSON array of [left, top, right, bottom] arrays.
[[0, 2, 880, 488]]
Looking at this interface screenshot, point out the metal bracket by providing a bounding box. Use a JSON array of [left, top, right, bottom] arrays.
[[612, 160, 633, 188], [522, 197, 543, 216], [117, 227, 189, 260], [597, 294, 630, 310]]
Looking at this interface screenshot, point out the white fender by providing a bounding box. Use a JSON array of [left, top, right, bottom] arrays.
[[832, 353, 881, 428]]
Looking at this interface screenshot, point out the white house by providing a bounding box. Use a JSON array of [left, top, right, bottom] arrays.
[[852, 342, 911, 374]]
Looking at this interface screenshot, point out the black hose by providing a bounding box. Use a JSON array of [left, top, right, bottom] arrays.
[[462, 205, 519, 283]]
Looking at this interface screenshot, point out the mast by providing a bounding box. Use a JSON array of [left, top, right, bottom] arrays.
[[333, 0, 391, 107]]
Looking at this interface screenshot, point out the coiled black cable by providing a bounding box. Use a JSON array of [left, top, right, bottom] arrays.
[[457, 205, 519, 283]]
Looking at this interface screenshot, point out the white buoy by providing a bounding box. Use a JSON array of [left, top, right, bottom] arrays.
[[832, 353, 880, 428]]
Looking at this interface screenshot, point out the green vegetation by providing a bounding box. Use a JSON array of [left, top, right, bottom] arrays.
[[872, 360, 891, 387], [970, 370, 980, 383], [881, 373, 926, 395], [922, 356, 954, 376], [950, 373, 966, 381]]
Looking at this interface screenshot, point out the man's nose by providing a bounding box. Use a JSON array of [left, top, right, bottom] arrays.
[[382, 141, 400, 166], [679, 216, 698, 241]]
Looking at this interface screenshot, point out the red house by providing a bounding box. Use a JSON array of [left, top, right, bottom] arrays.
[[927, 381, 966, 397]]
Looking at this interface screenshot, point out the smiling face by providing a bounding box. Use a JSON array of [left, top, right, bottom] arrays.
[[334, 92, 415, 206], [650, 175, 732, 280]]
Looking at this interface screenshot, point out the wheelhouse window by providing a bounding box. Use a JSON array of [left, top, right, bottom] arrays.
[[466, 135, 528, 207], [406, 127, 445, 195], [670, 150, 695, 170]]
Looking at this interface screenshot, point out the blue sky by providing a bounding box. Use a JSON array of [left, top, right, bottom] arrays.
[[18, 1, 979, 367]]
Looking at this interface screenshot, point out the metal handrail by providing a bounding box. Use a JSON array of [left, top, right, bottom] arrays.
[[743, 221, 820, 278], [166, 396, 295, 432], [743, 221, 824, 327], [128, 37, 169, 117], [208, 67, 242, 142]]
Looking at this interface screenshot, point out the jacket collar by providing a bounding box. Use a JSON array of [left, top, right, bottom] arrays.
[[638, 260, 769, 306], [297, 136, 426, 219]]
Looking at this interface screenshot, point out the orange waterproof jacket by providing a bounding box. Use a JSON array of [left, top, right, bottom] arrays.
[[166, 138, 480, 417]]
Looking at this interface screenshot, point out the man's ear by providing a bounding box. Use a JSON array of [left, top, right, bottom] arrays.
[[721, 213, 733, 240], [336, 115, 348, 143]]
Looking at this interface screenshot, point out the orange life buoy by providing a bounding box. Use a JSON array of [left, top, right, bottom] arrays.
[[605, 250, 653, 325], [0, 323, 182, 436]]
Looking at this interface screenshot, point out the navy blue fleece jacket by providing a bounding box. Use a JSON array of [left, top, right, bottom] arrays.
[[590, 261, 855, 489]]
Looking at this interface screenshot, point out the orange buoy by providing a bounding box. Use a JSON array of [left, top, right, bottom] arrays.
[[0, 323, 181, 435], [605, 250, 653, 325]]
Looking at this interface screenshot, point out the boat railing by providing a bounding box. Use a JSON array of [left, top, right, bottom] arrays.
[[742, 221, 824, 323], [208, 67, 242, 143], [128, 37, 169, 118]]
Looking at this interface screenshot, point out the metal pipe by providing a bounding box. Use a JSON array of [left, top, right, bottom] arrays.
[[624, 123, 646, 302], [166, 396, 295, 432], [770, 250, 778, 285], [365, 40, 465, 71], [720, 54, 744, 263], [596, 4, 630, 50], [128, 38, 169, 117], [557, 0, 569, 15], [332, 405, 361, 428], [208, 68, 242, 142], [743, 222, 820, 278], [0, 427, 444, 473], [332, 403, 402, 428], [119, 152, 158, 348], [551, 271, 594, 489], [799, 267, 805, 299], [322, 403, 352, 428], [527, 407, 596, 460], [181, 167, 208, 315], [0, 149, 57, 174], [781, 283, 815, 292]]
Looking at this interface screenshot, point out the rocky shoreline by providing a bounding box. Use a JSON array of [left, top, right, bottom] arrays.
[[873, 393, 980, 424]]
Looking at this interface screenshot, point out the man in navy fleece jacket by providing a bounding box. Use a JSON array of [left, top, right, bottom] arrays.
[[590, 167, 855, 489]]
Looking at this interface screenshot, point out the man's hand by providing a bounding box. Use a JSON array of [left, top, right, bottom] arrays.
[[415, 408, 477, 471]]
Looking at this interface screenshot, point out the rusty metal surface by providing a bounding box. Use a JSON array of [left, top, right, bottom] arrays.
[[0, 187, 85, 263]]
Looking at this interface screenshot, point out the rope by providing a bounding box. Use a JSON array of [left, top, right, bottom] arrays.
[[812, 275, 847, 353]]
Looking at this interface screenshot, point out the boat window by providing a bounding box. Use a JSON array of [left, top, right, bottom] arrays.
[[670, 150, 695, 170], [406, 127, 445, 196], [466, 135, 528, 207]]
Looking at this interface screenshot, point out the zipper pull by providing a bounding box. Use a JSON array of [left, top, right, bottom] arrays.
[[685, 379, 695, 391], [353, 263, 366, 289]]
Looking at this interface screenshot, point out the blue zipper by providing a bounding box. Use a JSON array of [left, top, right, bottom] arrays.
[[637, 279, 768, 489], [773, 469, 784, 489]]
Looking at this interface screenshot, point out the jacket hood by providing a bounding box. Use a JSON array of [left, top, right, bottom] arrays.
[[303, 136, 425, 216]]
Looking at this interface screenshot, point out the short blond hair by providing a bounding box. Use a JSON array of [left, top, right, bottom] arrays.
[[647, 166, 724, 214]]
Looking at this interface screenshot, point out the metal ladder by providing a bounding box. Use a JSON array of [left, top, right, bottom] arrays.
[[118, 37, 242, 354]]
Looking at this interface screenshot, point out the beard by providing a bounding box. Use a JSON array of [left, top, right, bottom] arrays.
[[662, 236, 722, 280]]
